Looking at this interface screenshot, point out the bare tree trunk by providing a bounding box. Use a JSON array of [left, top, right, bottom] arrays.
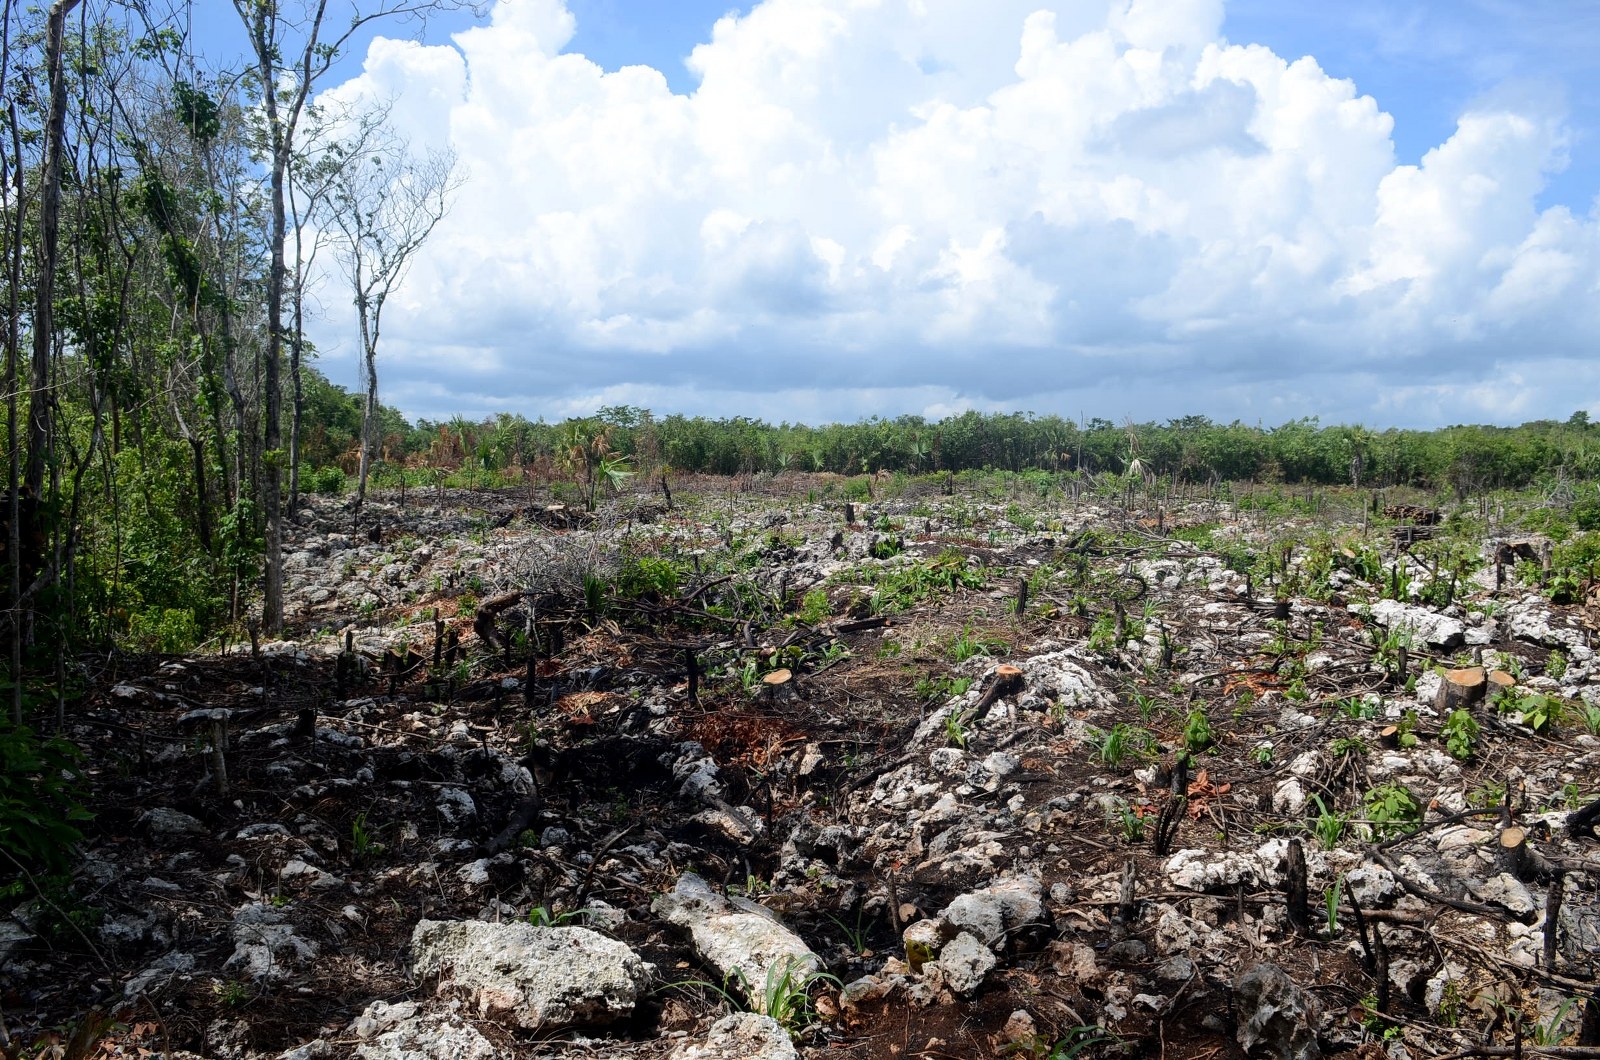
[[356, 286, 375, 509], [26, 0, 82, 499], [4, 102, 23, 726]]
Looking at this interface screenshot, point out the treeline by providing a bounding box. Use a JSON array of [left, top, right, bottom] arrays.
[[362, 406, 1600, 497]]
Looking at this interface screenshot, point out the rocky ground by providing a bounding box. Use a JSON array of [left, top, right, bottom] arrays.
[[4, 473, 1599, 1059]]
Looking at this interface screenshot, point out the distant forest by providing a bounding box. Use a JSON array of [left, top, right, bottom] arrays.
[[372, 396, 1599, 497]]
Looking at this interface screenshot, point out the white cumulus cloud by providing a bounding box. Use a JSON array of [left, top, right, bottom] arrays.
[[306, 0, 1600, 426]]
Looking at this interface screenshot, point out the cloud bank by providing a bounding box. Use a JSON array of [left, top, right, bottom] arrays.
[[310, 0, 1600, 427]]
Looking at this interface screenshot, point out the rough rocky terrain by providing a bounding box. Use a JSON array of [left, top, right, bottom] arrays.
[[4, 474, 1598, 1059]]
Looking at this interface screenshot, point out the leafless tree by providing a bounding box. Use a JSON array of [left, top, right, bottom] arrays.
[[320, 121, 460, 509]]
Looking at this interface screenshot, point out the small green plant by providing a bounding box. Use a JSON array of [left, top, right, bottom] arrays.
[[1182, 707, 1213, 754], [1108, 798, 1146, 843], [1250, 742, 1274, 765], [582, 570, 609, 616], [1091, 723, 1153, 767], [1086, 613, 1121, 653], [1330, 735, 1367, 757], [1580, 701, 1600, 735], [1394, 709, 1420, 749], [797, 589, 831, 624], [827, 910, 872, 956], [213, 978, 251, 1007], [350, 812, 385, 860], [1336, 696, 1376, 720], [1442, 709, 1480, 760], [1323, 877, 1341, 937], [1044, 1026, 1115, 1060], [1363, 783, 1422, 839], [1546, 649, 1569, 681], [528, 905, 583, 927], [944, 710, 970, 749], [1306, 794, 1347, 850], [948, 624, 1007, 663], [1532, 997, 1581, 1046]]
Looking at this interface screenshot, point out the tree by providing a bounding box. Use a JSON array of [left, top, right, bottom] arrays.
[[230, 0, 470, 632], [320, 119, 459, 509]]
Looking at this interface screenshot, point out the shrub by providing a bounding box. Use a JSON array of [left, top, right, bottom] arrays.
[[127, 607, 201, 653], [305, 465, 347, 495], [0, 723, 91, 875]]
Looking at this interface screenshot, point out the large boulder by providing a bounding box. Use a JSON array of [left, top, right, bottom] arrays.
[[653, 873, 820, 1009], [409, 920, 650, 1032]]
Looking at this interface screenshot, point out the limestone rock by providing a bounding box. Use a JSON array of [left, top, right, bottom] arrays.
[[671, 1012, 798, 1060], [938, 875, 1046, 950], [932, 931, 996, 997], [653, 873, 819, 1010], [1234, 963, 1321, 1060], [410, 920, 650, 1031]]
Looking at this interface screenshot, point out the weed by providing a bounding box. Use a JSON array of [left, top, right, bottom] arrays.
[[1323, 878, 1341, 937], [1336, 696, 1376, 720], [675, 956, 841, 1035], [1092, 724, 1153, 767], [1363, 783, 1422, 839], [528, 905, 583, 927], [827, 910, 872, 956], [1547, 650, 1569, 681], [1107, 798, 1147, 843], [1182, 707, 1213, 755], [213, 979, 251, 1007], [1580, 701, 1600, 735], [1250, 742, 1274, 765], [1306, 794, 1347, 850], [797, 589, 831, 624], [948, 624, 1007, 663], [1531, 998, 1579, 1046], [350, 812, 385, 861], [1442, 709, 1480, 761], [944, 711, 970, 749], [1330, 735, 1367, 757]]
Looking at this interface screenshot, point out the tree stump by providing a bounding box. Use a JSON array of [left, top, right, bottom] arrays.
[[760, 668, 794, 702], [1435, 666, 1487, 712], [1499, 826, 1532, 880]]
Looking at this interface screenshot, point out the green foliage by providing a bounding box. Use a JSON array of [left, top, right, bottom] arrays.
[[350, 812, 384, 861], [1363, 783, 1422, 839], [948, 625, 1007, 663], [127, 607, 201, 653], [1091, 723, 1154, 767], [944, 711, 969, 749], [305, 465, 347, 495], [1305, 794, 1347, 850], [1497, 689, 1568, 733], [862, 550, 985, 612], [527, 905, 583, 927], [0, 723, 92, 875], [1107, 798, 1146, 843], [616, 556, 680, 600], [1182, 707, 1213, 755], [797, 589, 831, 624], [1442, 709, 1480, 760]]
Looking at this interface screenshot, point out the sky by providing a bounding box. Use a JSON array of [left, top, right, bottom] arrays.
[[198, 0, 1600, 429]]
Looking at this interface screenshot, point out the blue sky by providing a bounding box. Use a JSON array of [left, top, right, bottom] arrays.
[[194, 1, 1600, 428]]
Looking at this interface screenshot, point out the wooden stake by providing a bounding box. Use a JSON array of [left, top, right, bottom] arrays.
[[1285, 838, 1310, 936], [1544, 872, 1565, 971]]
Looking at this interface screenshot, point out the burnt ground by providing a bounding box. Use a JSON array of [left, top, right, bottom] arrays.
[[3, 473, 1599, 1059]]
